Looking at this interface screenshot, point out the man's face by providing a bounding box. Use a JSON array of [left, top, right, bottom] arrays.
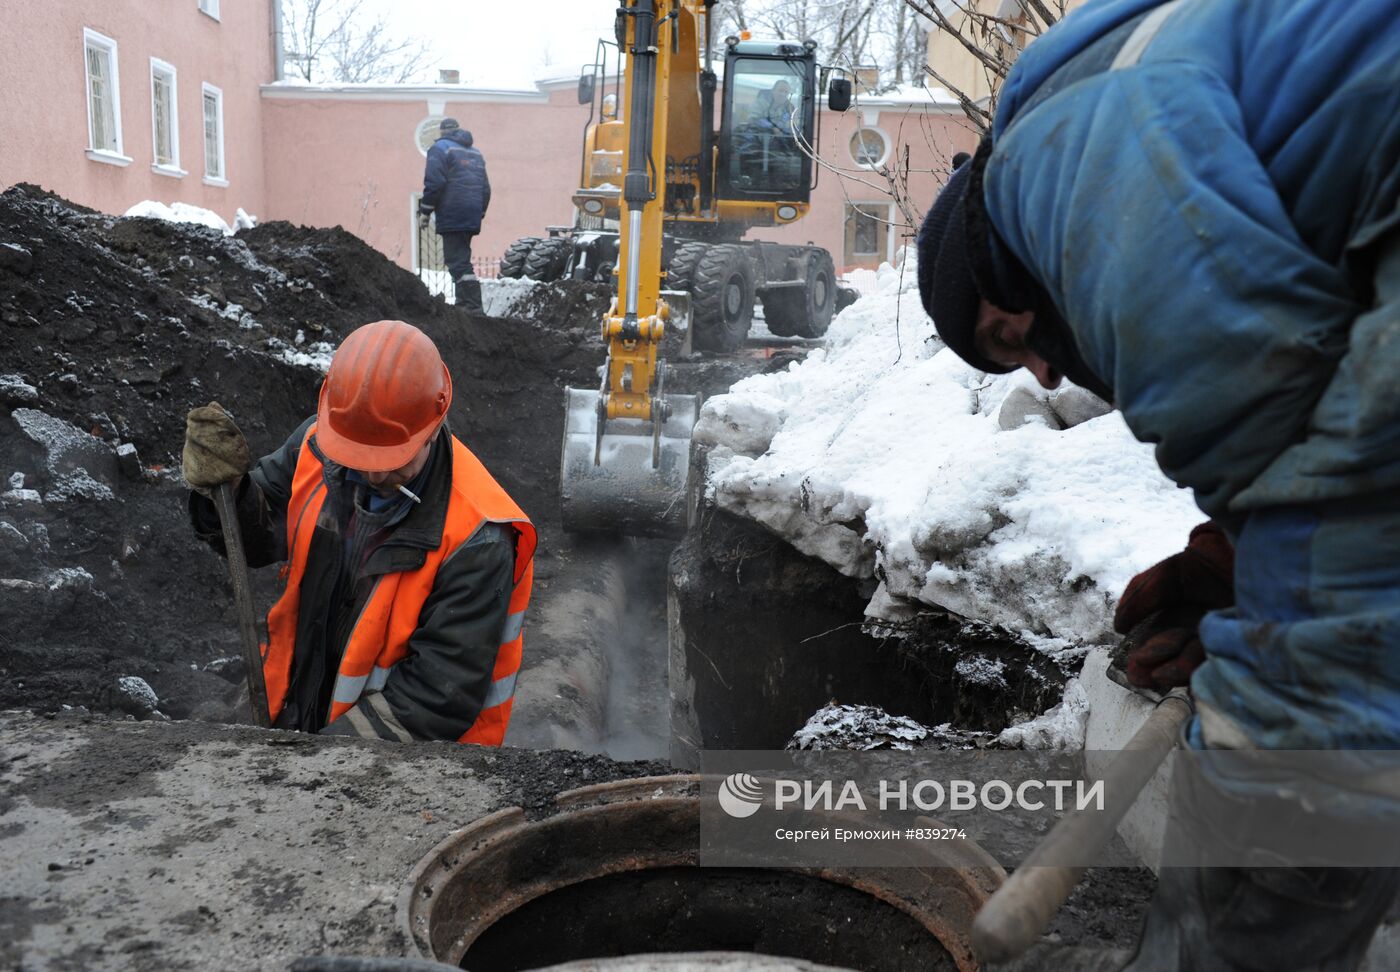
[[773, 82, 790, 104], [973, 300, 1062, 390], [362, 440, 433, 498]]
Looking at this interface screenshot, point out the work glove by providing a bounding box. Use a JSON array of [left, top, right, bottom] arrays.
[[1113, 521, 1234, 693], [418, 211, 431, 230], [182, 401, 250, 497]]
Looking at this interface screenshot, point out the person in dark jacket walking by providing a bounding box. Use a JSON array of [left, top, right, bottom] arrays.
[[419, 118, 490, 314], [182, 320, 535, 745], [918, 0, 1400, 968]]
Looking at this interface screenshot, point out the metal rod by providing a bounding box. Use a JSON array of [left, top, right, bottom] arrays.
[[213, 480, 272, 728]]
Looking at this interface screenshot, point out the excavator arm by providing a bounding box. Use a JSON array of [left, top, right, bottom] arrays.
[[559, 0, 703, 539]]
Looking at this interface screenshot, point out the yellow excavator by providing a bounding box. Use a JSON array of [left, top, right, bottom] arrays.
[[557, 0, 854, 539]]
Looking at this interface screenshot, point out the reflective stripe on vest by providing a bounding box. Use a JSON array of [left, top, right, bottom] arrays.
[[259, 426, 536, 745]]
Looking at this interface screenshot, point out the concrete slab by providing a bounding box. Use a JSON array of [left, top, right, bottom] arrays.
[[0, 711, 659, 971]]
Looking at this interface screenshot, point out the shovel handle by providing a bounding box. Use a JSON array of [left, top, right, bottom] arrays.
[[214, 480, 272, 728], [971, 692, 1192, 963]]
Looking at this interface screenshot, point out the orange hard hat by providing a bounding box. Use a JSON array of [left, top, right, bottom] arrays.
[[315, 320, 452, 472]]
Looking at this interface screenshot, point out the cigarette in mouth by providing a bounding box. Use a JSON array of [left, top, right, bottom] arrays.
[[397, 485, 422, 504]]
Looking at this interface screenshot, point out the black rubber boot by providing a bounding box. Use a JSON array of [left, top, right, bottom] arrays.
[[455, 274, 484, 315]]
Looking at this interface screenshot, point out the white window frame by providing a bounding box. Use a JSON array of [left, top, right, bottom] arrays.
[[198, 0, 221, 21], [849, 127, 891, 170], [83, 28, 131, 166], [149, 58, 185, 177], [201, 82, 227, 186]]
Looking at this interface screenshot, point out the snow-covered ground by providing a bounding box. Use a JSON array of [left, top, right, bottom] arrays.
[[700, 251, 1203, 652]]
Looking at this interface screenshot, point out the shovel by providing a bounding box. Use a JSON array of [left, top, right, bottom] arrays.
[[213, 480, 272, 728], [970, 618, 1191, 964]]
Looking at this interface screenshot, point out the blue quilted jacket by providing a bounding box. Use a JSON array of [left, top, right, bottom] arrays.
[[983, 0, 1400, 520], [421, 131, 491, 234]]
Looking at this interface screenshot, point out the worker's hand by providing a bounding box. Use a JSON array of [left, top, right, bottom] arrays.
[[1114, 521, 1234, 693], [418, 212, 431, 230], [182, 401, 250, 496]]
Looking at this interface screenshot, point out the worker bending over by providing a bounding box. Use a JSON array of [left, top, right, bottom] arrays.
[[919, 0, 1400, 967], [182, 320, 534, 744]]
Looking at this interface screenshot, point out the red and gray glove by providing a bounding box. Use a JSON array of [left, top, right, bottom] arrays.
[[1113, 521, 1234, 693]]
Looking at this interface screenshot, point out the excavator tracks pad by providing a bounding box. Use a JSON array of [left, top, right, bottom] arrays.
[[560, 386, 699, 539]]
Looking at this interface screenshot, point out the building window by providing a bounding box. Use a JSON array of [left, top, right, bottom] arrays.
[[415, 116, 447, 156], [202, 83, 226, 184], [844, 203, 890, 267], [150, 59, 182, 175], [83, 29, 128, 165], [849, 128, 889, 168], [198, 0, 221, 20]]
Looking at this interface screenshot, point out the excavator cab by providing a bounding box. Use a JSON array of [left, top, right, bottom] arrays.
[[558, 3, 843, 540], [716, 40, 818, 203]]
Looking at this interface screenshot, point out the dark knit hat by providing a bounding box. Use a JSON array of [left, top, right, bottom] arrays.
[[439, 117, 460, 133], [917, 163, 1014, 375]]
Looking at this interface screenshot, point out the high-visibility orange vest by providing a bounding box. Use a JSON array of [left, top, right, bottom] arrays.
[[260, 426, 535, 745]]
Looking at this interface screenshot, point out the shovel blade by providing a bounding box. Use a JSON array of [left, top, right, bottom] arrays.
[[560, 386, 698, 539]]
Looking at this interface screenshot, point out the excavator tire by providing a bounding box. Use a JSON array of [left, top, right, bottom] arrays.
[[499, 237, 540, 279], [763, 248, 837, 339], [522, 237, 572, 281], [691, 243, 755, 352], [666, 242, 708, 293]]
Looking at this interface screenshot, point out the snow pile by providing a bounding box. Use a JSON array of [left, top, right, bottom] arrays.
[[481, 277, 540, 316], [124, 200, 239, 236], [996, 678, 1090, 751], [417, 272, 539, 317], [702, 252, 1202, 646], [840, 266, 880, 296]]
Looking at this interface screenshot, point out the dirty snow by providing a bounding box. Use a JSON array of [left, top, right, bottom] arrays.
[[703, 251, 1203, 648], [0, 374, 39, 405], [124, 200, 236, 236], [418, 271, 539, 317], [996, 678, 1090, 751], [788, 702, 993, 752], [265, 336, 336, 372]]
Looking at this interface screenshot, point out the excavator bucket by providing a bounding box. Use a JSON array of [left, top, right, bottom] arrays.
[[560, 386, 699, 539], [661, 288, 691, 352]]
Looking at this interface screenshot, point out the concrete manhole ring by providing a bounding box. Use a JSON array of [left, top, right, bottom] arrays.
[[398, 775, 1004, 972]]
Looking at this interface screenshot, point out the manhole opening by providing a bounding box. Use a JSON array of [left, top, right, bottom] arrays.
[[403, 778, 998, 971], [460, 866, 957, 972]]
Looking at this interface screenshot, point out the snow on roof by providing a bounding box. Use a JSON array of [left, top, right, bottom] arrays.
[[262, 75, 957, 110]]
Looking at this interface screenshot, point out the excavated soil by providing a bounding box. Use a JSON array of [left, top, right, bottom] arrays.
[[0, 184, 610, 721], [0, 183, 798, 730]]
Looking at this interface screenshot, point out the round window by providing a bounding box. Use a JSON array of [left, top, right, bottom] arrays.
[[849, 128, 889, 168], [416, 116, 447, 156]]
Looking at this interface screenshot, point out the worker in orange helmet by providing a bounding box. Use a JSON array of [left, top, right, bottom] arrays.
[[181, 320, 535, 744]]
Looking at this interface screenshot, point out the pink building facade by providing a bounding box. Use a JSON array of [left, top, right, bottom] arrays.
[[261, 79, 975, 274], [0, 2, 974, 274], [0, 0, 277, 220]]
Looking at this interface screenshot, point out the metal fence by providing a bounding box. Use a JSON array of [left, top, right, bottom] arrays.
[[415, 222, 502, 304]]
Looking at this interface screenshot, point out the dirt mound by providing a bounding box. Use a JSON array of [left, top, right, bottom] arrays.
[[0, 184, 601, 720]]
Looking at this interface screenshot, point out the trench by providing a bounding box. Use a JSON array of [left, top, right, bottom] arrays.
[[0, 185, 1151, 968]]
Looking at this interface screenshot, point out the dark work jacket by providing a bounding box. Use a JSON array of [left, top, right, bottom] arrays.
[[419, 131, 491, 234], [189, 417, 517, 741]]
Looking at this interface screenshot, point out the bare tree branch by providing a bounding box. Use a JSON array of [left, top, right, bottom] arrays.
[[282, 0, 431, 84]]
